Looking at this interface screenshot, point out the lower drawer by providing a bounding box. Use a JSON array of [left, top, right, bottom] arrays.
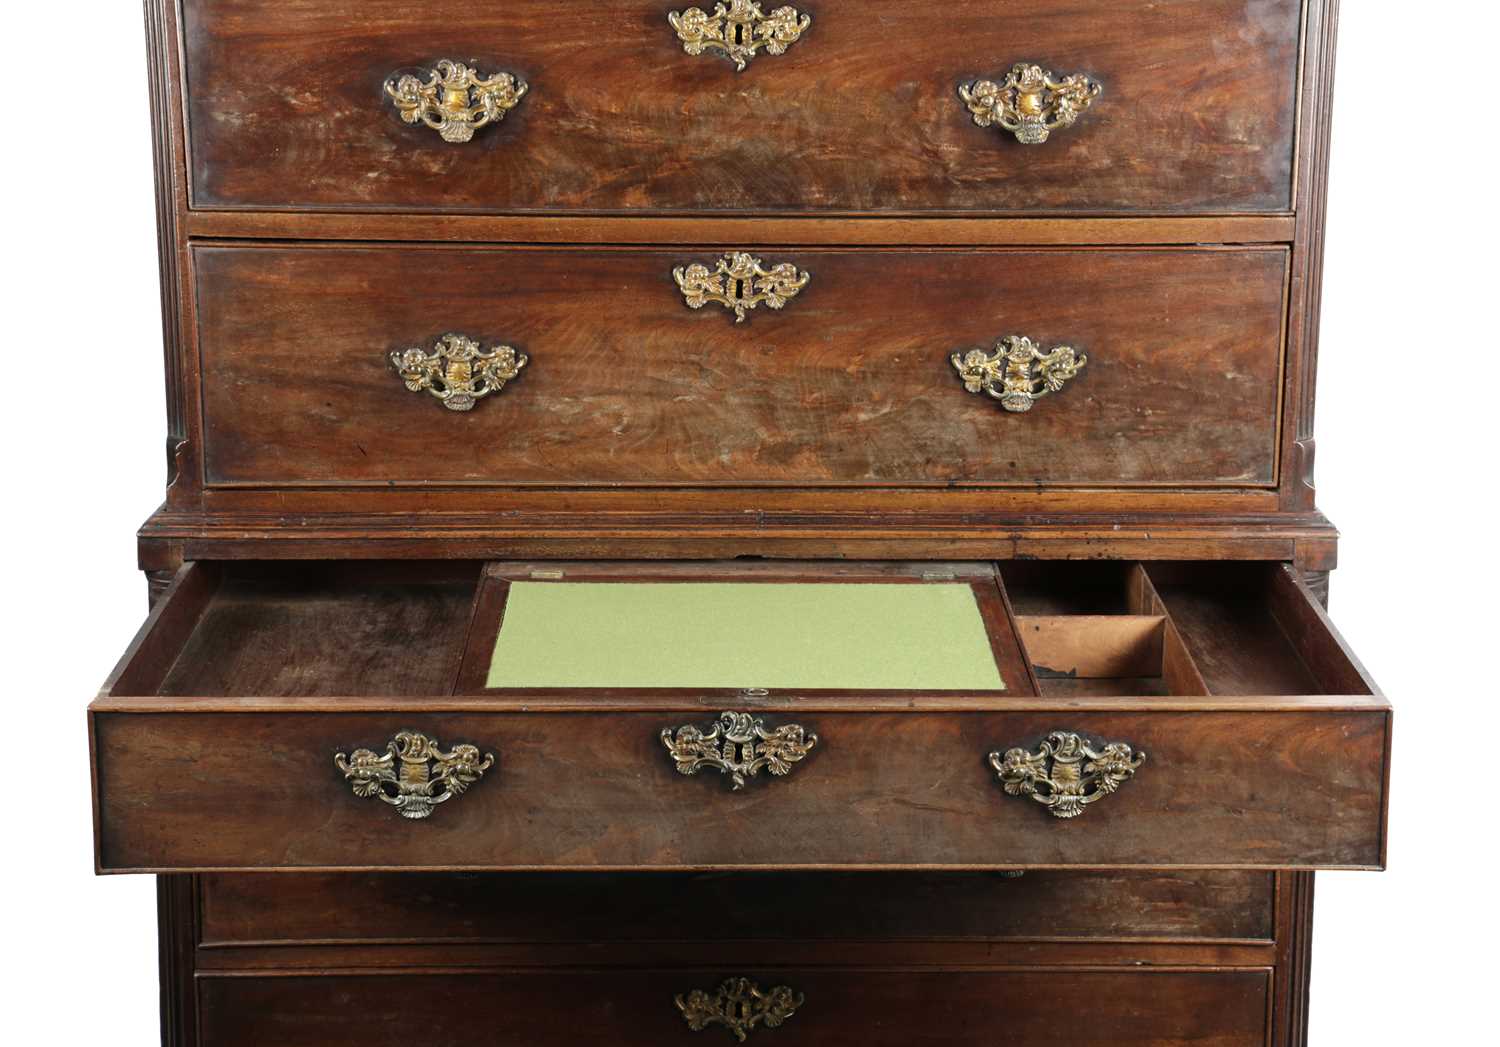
[[198, 968, 1270, 1047], [90, 559, 1390, 872], [173, 866, 1291, 1045], [199, 960, 1272, 1044]]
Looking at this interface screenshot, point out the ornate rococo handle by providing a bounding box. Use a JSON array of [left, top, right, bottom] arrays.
[[959, 63, 1102, 144], [669, 1, 811, 71], [676, 977, 804, 1040], [674, 252, 811, 322], [989, 730, 1145, 819], [335, 731, 495, 820], [385, 60, 528, 143], [661, 710, 818, 790], [951, 334, 1087, 413], [390, 333, 528, 412]]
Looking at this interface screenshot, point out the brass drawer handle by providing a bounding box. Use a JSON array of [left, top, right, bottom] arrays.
[[959, 63, 1102, 144], [662, 710, 818, 790], [951, 334, 1087, 413], [391, 333, 528, 412], [669, 2, 811, 71], [385, 60, 527, 143], [989, 730, 1145, 819], [674, 252, 811, 322], [677, 977, 804, 1040], [335, 731, 495, 820]]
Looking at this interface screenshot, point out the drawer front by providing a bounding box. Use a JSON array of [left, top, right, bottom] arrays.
[[199, 870, 1276, 945], [181, 0, 1300, 214], [194, 244, 1288, 488], [198, 969, 1269, 1046], [92, 705, 1388, 871]]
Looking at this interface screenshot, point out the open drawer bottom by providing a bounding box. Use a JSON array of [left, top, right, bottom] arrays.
[[91, 559, 1389, 872]]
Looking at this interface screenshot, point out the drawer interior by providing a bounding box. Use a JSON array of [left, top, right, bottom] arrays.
[[112, 558, 1369, 703], [999, 561, 1350, 699], [93, 557, 1387, 872], [153, 562, 478, 697], [115, 560, 1035, 699]]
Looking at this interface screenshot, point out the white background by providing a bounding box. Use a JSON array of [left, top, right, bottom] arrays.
[[4, 3, 1495, 1042]]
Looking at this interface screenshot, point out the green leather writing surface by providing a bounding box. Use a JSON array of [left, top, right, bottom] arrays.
[[487, 582, 1005, 690]]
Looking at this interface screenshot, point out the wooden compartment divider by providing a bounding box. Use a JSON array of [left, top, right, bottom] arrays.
[[1001, 562, 1211, 698]]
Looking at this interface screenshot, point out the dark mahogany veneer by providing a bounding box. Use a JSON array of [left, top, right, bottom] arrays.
[[181, 0, 1300, 215], [125, 1, 1360, 1044]]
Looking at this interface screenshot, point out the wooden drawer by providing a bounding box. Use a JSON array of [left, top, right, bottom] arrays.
[[193, 244, 1288, 488], [198, 870, 1276, 946], [197, 968, 1269, 1046], [91, 559, 1390, 873], [187, 870, 1279, 1043], [179, 0, 1301, 215]]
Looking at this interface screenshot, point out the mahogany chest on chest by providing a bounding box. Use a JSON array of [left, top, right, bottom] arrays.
[[93, 2, 1384, 1043]]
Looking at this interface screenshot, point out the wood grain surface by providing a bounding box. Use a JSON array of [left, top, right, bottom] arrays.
[[196, 969, 1270, 1047], [198, 868, 1276, 945], [128, 2, 1357, 1044], [192, 244, 1289, 487], [155, 572, 477, 697], [181, 0, 1300, 215], [92, 705, 1388, 871]]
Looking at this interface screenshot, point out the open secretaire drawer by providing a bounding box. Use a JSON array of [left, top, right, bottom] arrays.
[[90, 559, 1389, 873]]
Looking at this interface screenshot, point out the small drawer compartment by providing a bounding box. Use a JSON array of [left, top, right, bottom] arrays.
[[1003, 561, 1210, 697], [192, 243, 1289, 489], [178, 0, 1300, 215], [91, 558, 1389, 873]]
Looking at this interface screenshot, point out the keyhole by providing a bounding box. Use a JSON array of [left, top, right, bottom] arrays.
[[734, 279, 746, 300], [732, 24, 747, 46]]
